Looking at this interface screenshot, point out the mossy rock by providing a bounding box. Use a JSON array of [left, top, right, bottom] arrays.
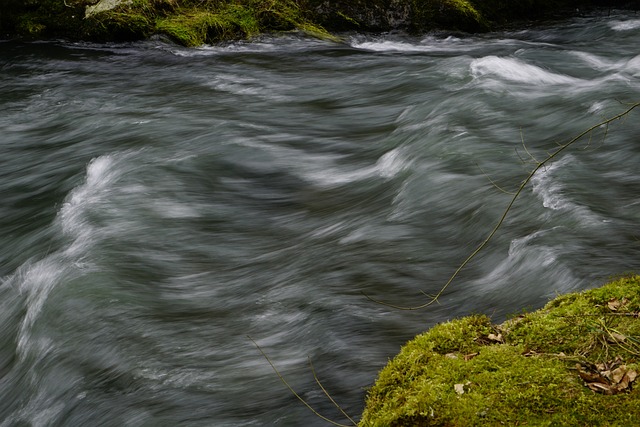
[[302, 0, 488, 32], [411, 0, 489, 32], [360, 275, 640, 426], [301, 0, 412, 31], [2, 0, 638, 45]]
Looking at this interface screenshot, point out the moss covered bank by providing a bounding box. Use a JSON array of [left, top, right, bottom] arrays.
[[1, 0, 638, 46], [360, 275, 640, 426]]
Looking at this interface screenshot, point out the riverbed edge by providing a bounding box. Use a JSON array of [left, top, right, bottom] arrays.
[[1, 0, 638, 46], [359, 274, 640, 426]]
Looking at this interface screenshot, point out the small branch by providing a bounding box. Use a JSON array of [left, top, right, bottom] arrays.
[[520, 128, 541, 164], [365, 102, 640, 310], [476, 162, 516, 195], [248, 336, 353, 427], [309, 358, 358, 426]]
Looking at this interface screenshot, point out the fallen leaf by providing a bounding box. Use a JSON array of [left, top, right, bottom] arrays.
[[454, 383, 465, 395], [578, 369, 606, 383], [464, 352, 479, 361], [614, 376, 630, 391], [588, 382, 613, 395], [445, 353, 458, 359], [487, 333, 503, 343], [608, 298, 621, 311], [611, 366, 627, 384], [627, 370, 637, 382], [579, 362, 637, 395], [607, 332, 627, 343], [607, 297, 630, 311]]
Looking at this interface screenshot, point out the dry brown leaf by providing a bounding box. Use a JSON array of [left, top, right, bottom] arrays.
[[464, 352, 479, 361], [588, 382, 614, 395], [615, 376, 630, 391], [607, 297, 630, 311], [487, 333, 503, 343], [608, 298, 621, 311], [627, 370, 637, 382], [611, 366, 627, 384], [612, 370, 637, 392], [578, 360, 637, 395], [607, 332, 627, 343], [578, 369, 606, 383]]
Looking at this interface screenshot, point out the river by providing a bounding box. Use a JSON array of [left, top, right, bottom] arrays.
[[1, 11, 639, 426]]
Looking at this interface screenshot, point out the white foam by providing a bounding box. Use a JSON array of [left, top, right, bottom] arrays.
[[470, 56, 579, 85], [203, 73, 292, 101], [353, 40, 428, 52], [12, 154, 126, 363], [610, 19, 640, 31], [167, 35, 333, 57], [231, 135, 410, 188], [15, 259, 65, 358], [351, 36, 467, 53], [624, 54, 640, 76], [466, 227, 577, 298], [60, 155, 118, 254], [587, 101, 607, 114], [530, 155, 601, 225], [569, 51, 622, 72], [301, 148, 410, 187], [376, 148, 412, 179]]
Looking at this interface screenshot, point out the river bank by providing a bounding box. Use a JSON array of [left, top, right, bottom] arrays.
[[2, 12, 639, 427], [1, 0, 638, 46], [361, 275, 640, 426]]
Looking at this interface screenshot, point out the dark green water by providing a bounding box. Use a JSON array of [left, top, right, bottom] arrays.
[[1, 12, 639, 426]]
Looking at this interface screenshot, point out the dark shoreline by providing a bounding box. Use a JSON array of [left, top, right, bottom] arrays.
[[1, 1, 638, 46]]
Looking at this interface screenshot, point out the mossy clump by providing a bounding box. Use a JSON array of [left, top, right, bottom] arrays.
[[411, 0, 489, 33], [2, 0, 638, 45], [0, 0, 334, 46], [360, 274, 640, 426]]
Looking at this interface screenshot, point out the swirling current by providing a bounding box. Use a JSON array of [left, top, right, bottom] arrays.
[[1, 11, 640, 426]]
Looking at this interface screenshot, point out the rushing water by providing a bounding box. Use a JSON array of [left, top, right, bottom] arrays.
[[1, 11, 640, 426]]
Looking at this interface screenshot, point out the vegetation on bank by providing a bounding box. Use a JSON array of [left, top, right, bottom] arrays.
[[0, 0, 637, 46], [360, 274, 640, 426]]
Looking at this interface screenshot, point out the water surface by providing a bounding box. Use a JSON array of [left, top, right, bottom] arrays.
[[1, 12, 640, 426]]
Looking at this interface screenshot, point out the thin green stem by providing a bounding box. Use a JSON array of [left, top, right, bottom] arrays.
[[365, 102, 640, 310], [248, 336, 353, 427]]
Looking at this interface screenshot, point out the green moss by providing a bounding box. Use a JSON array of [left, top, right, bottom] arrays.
[[361, 275, 640, 426], [16, 13, 47, 36], [156, 11, 220, 46], [2, 0, 633, 45], [444, 0, 485, 26], [411, 0, 490, 32], [88, 11, 154, 40], [147, 0, 330, 46]]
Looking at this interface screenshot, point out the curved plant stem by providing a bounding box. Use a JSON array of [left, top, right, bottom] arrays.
[[248, 336, 354, 427], [308, 357, 358, 426], [365, 102, 640, 310]]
